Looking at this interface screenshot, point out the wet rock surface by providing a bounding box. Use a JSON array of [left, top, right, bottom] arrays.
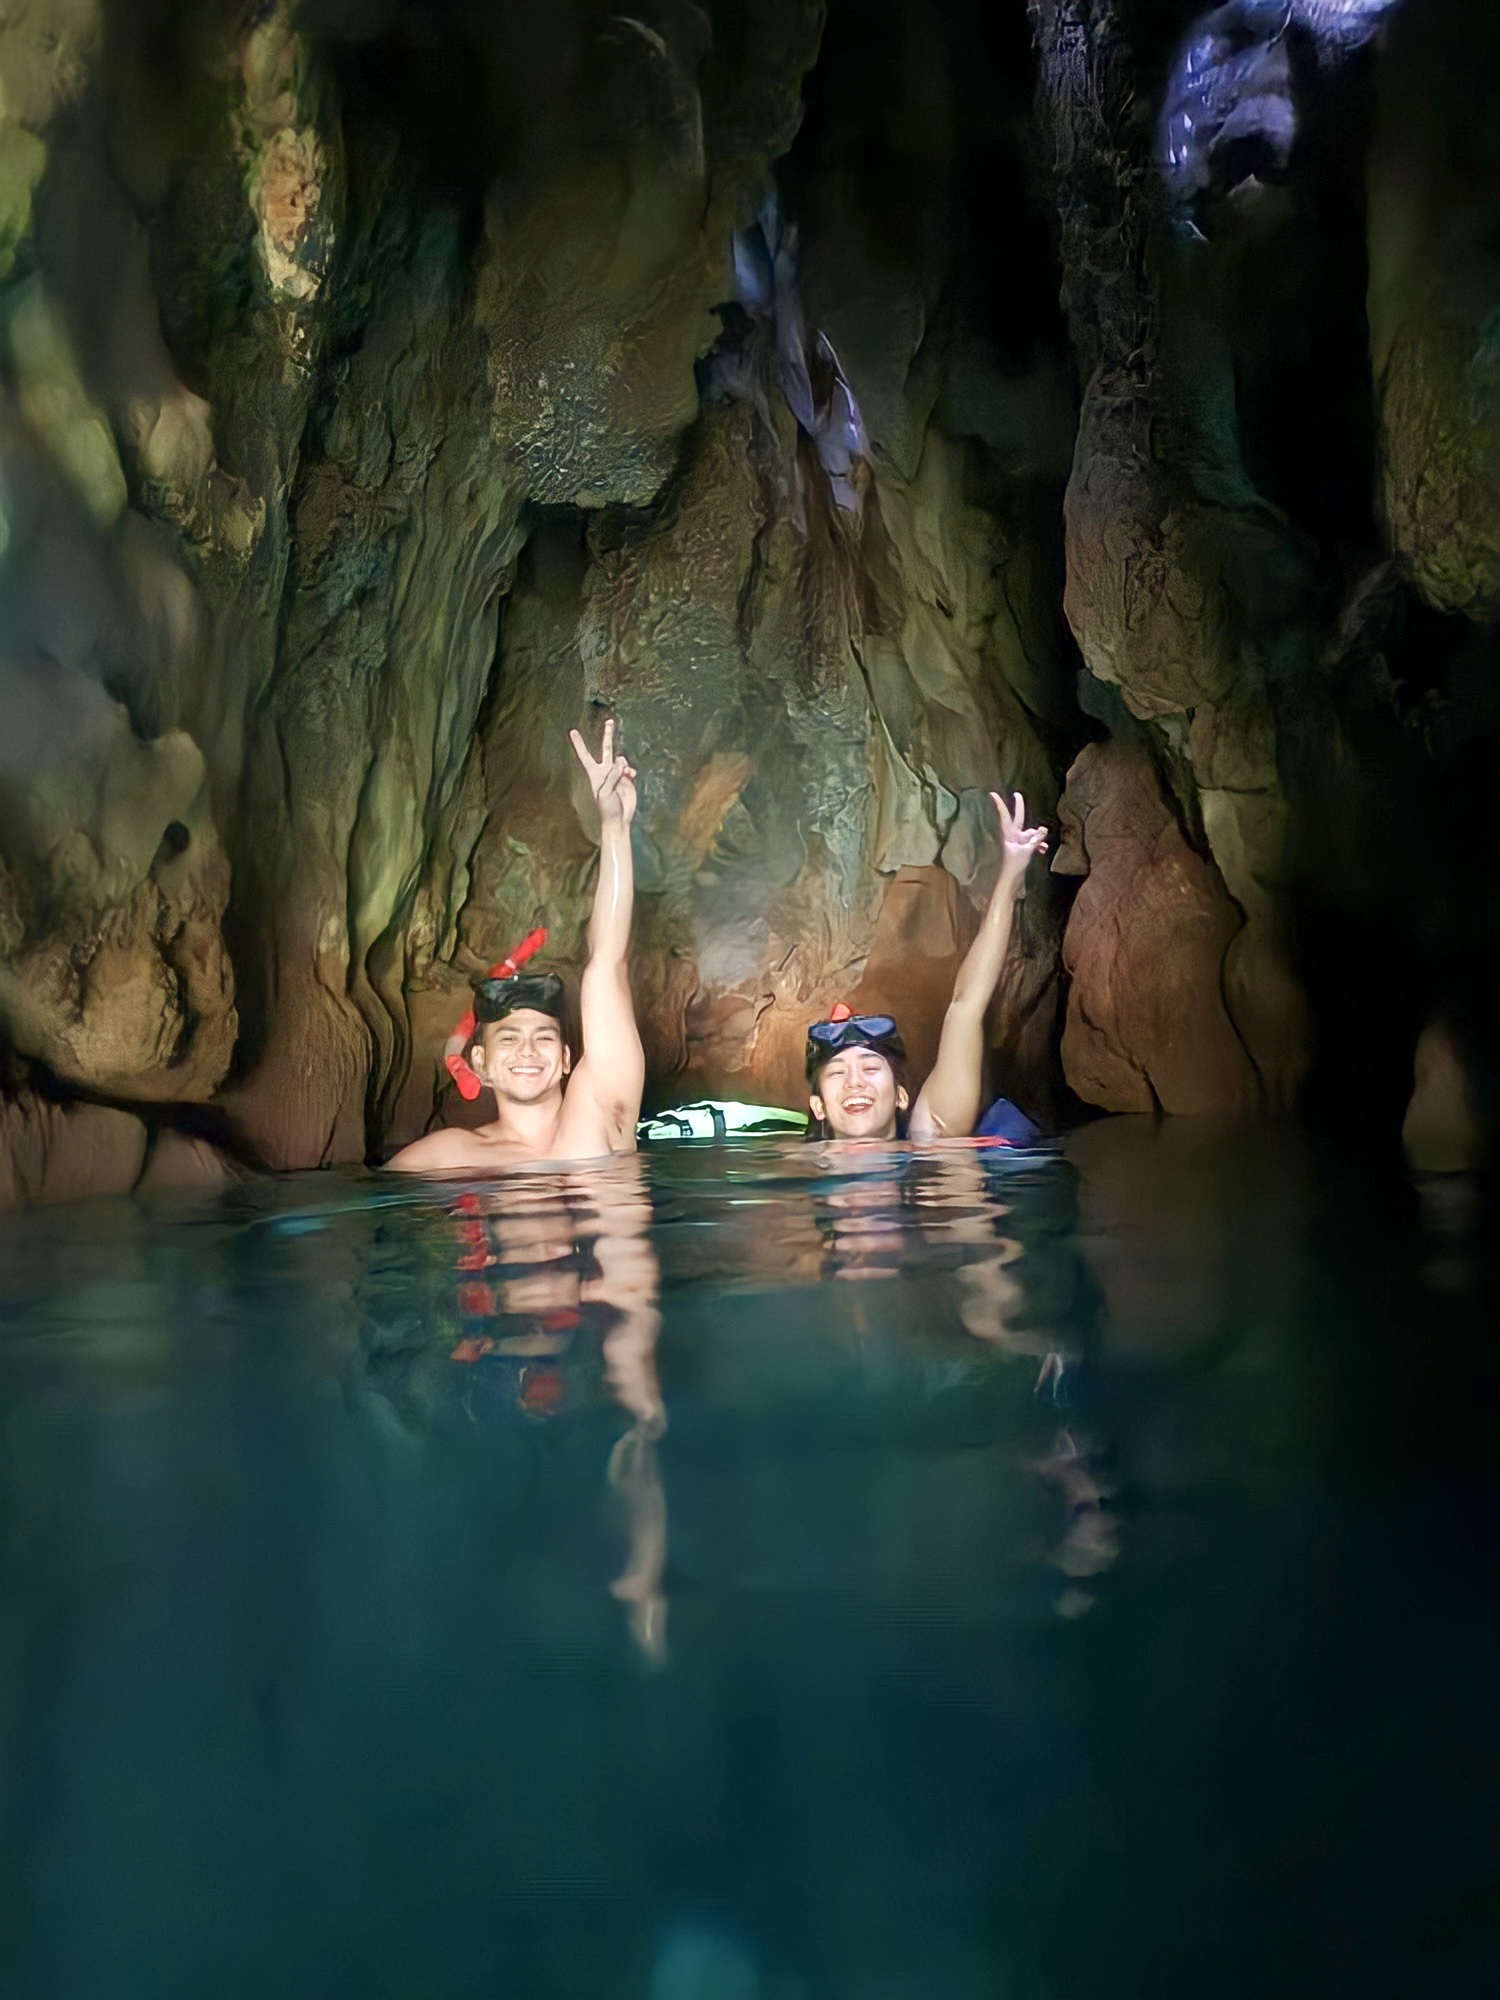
[[1054, 740, 1259, 1116], [1, 0, 1497, 1200]]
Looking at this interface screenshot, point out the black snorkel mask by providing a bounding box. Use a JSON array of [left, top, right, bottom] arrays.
[[805, 1003, 907, 1083], [474, 971, 566, 1026]]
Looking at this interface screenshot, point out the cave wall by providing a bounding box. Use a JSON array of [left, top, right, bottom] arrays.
[[1, 0, 1074, 1198], [1027, 0, 1500, 1142], [1, 0, 1497, 1202]]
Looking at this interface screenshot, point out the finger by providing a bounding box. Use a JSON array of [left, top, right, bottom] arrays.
[[990, 790, 1012, 827], [602, 718, 615, 763], [1014, 791, 1026, 829], [569, 728, 597, 774]]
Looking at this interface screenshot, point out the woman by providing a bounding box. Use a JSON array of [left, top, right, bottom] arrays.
[[806, 790, 1048, 1142]]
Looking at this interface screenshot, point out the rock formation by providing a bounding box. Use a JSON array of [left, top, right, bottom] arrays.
[[1, 0, 1496, 1202]]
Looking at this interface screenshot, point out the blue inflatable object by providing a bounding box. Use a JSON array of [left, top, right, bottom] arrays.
[[974, 1096, 1043, 1146]]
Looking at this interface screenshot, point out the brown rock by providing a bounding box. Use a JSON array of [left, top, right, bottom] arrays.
[[1057, 741, 1262, 1115], [1370, 0, 1500, 620], [0, 659, 236, 1102], [134, 1129, 242, 1199], [0, 1093, 148, 1208], [443, 395, 1064, 1122], [1402, 1021, 1486, 1176]]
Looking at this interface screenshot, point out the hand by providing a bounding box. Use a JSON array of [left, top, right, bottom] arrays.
[[570, 717, 637, 828], [991, 788, 1049, 881]]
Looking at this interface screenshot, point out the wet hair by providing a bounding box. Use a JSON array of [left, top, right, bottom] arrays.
[[805, 1045, 911, 1141]]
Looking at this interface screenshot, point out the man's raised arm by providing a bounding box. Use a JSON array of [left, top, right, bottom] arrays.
[[567, 720, 646, 1142], [908, 790, 1048, 1141]]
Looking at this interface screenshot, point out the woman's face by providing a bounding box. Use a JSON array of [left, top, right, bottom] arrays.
[[809, 1046, 907, 1140]]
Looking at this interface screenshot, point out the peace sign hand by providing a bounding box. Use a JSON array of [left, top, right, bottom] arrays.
[[991, 788, 1049, 881], [569, 717, 638, 827]]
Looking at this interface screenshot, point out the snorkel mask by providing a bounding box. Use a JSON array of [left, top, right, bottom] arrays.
[[804, 1001, 907, 1083], [443, 928, 562, 1101]]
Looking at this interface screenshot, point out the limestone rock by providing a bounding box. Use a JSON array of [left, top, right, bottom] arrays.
[[1369, 0, 1500, 620], [1055, 740, 1261, 1115], [1402, 1021, 1486, 1176], [0, 658, 235, 1101], [0, 1092, 147, 1208], [443, 393, 1063, 1117], [135, 1129, 242, 1199], [13, 0, 1483, 1197], [1030, 0, 1318, 1116]]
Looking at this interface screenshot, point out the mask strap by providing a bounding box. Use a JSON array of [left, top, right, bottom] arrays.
[[444, 1010, 483, 1100], [443, 927, 550, 1100]]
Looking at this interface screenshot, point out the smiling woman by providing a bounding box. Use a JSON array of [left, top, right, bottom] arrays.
[[806, 792, 1049, 1144]]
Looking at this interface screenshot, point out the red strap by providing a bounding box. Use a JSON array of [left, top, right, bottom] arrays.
[[444, 1050, 483, 1101]]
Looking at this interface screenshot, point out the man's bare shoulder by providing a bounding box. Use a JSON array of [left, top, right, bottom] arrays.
[[385, 1127, 501, 1174]]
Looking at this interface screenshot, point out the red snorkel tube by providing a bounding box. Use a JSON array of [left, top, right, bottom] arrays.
[[443, 927, 548, 1101]]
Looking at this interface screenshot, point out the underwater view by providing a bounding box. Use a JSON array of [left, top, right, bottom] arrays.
[[2, 1123, 1494, 1999]]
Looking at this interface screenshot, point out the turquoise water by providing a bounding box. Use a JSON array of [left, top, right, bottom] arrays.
[[0, 1123, 1494, 1999]]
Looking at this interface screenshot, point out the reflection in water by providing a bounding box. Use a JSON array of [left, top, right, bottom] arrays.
[[362, 1159, 668, 1663], [355, 1144, 1106, 1655], [804, 1143, 1113, 1610], [1, 1131, 1492, 2000]]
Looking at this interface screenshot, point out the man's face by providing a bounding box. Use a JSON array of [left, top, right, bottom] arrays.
[[473, 1008, 568, 1105], [810, 1046, 907, 1140]]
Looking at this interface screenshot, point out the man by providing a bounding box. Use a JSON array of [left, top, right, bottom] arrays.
[[806, 790, 1048, 1142], [388, 720, 644, 1172]]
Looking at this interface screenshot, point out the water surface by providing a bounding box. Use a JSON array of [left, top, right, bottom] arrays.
[[1, 1123, 1494, 1999]]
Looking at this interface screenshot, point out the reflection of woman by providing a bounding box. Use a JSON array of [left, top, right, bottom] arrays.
[[808, 1150, 1044, 1330], [811, 1148, 1118, 1609]]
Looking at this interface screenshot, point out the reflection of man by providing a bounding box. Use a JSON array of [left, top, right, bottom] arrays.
[[388, 721, 644, 1174], [445, 1164, 668, 1661], [804, 790, 1048, 1142]]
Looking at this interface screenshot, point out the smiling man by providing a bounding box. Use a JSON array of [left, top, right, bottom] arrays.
[[388, 721, 644, 1174], [806, 790, 1048, 1144]]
